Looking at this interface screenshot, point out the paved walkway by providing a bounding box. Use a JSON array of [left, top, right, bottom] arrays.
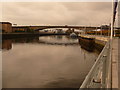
[[118, 39, 120, 89], [112, 38, 119, 88], [78, 34, 109, 41], [0, 51, 2, 90]]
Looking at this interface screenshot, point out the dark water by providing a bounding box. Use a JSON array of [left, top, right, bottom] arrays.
[[2, 35, 99, 88]]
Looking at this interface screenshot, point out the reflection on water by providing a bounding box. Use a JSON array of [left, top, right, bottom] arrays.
[[2, 35, 99, 88], [2, 36, 78, 50], [2, 40, 12, 50]]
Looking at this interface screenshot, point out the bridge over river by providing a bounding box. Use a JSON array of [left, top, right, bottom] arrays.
[[12, 25, 102, 31], [12, 25, 120, 31], [1, 0, 120, 89]]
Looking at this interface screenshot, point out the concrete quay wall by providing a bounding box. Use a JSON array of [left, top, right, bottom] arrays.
[[78, 35, 109, 51]]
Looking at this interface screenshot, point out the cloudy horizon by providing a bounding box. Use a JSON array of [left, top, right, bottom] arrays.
[[1, 2, 112, 26]]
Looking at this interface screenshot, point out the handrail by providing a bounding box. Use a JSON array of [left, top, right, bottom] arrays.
[[80, 40, 111, 88]]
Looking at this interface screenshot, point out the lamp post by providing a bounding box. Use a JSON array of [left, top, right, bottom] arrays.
[[101, 26, 102, 36], [96, 27, 97, 36]]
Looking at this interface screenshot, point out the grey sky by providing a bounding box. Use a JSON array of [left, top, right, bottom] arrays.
[[2, 2, 112, 26]]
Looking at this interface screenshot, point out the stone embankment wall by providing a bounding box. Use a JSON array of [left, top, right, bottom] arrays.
[[78, 35, 108, 52]]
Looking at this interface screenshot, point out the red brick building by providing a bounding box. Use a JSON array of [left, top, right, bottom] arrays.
[[0, 22, 12, 33]]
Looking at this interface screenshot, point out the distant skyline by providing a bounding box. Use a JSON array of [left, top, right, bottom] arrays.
[[1, 2, 113, 26]]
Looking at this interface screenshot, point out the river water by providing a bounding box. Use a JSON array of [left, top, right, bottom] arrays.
[[2, 35, 99, 88]]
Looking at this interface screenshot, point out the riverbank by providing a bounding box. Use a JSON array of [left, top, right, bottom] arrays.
[[1, 33, 68, 39]]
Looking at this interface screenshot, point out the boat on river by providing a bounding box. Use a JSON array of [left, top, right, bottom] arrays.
[[70, 33, 78, 38]]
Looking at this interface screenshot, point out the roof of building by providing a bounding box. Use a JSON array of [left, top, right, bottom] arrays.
[[0, 22, 12, 24]]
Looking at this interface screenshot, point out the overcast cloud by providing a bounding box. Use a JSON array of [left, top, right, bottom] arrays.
[[1, 2, 112, 26]]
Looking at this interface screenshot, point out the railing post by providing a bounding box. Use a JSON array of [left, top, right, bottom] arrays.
[[101, 55, 107, 88]]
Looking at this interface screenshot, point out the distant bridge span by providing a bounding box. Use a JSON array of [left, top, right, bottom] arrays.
[[12, 25, 101, 31], [12, 25, 120, 31], [32, 26, 101, 31]]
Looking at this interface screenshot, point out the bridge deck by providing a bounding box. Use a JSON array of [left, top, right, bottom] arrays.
[[112, 38, 119, 88], [119, 39, 120, 88], [79, 34, 109, 41]]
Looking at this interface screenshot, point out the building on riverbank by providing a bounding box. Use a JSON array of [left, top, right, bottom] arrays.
[[12, 26, 29, 32], [0, 22, 12, 33]]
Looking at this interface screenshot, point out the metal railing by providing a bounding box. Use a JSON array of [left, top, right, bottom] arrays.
[[80, 39, 112, 88]]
